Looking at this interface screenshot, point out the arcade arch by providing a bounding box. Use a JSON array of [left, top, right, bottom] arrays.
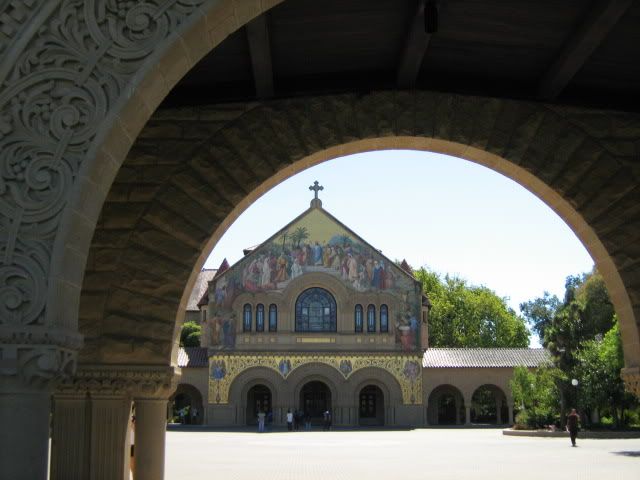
[[170, 383, 204, 425], [427, 385, 466, 426], [1, 1, 639, 479], [471, 385, 508, 425]]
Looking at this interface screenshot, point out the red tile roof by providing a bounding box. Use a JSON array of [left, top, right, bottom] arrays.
[[177, 347, 208, 368], [423, 348, 550, 368]]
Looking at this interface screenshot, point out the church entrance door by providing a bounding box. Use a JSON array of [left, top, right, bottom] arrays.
[[300, 381, 332, 424], [247, 385, 272, 425], [359, 385, 384, 426]]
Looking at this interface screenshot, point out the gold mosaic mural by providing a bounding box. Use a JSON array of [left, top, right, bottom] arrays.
[[208, 353, 422, 405]]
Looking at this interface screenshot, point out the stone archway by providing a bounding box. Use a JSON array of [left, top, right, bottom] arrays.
[[427, 385, 466, 426], [170, 383, 204, 425], [471, 385, 508, 425], [2, 1, 640, 478], [246, 384, 272, 426]]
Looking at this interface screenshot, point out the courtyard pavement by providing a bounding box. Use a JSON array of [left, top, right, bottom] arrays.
[[165, 428, 639, 480]]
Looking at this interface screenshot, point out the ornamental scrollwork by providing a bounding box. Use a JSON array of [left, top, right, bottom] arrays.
[[0, 0, 208, 327], [208, 353, 423, 405]]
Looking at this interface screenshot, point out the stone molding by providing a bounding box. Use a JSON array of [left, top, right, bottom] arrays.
[[621, 366, 640, 398], [56, 364, 180, 398], [0, 343, 77, 392]]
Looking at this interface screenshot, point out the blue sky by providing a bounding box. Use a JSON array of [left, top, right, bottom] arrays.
[[204, 150, 594, 346]]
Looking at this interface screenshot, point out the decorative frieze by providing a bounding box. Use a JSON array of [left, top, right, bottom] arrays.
[[56, 364, 179, 398], [0, 343, 77, 391], [208, 353, 422, 405]]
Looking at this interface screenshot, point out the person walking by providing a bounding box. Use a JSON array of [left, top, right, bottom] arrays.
[[286, 409, 294, 431], [566, 408, 580, 447], [257, 409, 266, 433]]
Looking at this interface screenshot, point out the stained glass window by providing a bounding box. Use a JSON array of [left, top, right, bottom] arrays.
[[355, 304, 363, 333], [380, 304, 389, 333], [269, 304, 277, 332], [367, 304, 376, 332], [243, 304, 252, 332], [256, 304, 265, 332], [295, 288, 337, 332]]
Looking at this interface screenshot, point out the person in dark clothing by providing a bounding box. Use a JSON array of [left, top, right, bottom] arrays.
[[566, 409, 580, 447]]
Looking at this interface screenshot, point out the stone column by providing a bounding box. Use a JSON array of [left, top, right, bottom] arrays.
[[134, 398, 169, 480], [50, 393, 90, 480], [465, 406, 471, 425], [496, 398, 503, 424], [51, 365, 177, 480], [88, 393, 132, 480], [0, 340, 79, 480], [508, 405, 514, 425]]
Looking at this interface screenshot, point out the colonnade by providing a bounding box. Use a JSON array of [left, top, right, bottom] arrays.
[[0, 365, 177, 480]]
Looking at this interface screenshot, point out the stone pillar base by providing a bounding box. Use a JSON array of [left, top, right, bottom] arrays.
[[134, 398, 169, 480], [0, 387, 52, 480]]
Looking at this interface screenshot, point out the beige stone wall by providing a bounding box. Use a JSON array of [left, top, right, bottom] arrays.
[[423, 367, 516, 407]]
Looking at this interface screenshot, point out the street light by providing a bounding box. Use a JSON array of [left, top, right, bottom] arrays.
[[571, 378, 579, 408]]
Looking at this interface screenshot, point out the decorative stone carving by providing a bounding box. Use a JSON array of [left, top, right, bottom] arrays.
[[208, 353, 423, 405], [57, 364, 179, 398], [621, 366, 640, 398], [0, 0, 208, 328], [0, 343, 77, 390]]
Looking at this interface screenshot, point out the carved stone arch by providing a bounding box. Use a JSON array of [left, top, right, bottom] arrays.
[[347, 366, 403, 406], [470, 383, 508, 424], [286, 362, 344, 404], [72, 94, 640, 375], [227, 366, 284, 408], [281, 272, 349, 309], [427, 384, 466, 425]]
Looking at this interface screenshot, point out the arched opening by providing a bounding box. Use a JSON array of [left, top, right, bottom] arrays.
[[246, 384, 272, 426], [169, 384, 204, 425], [427, 385, 465, 425], [300, 381, 332, 424], [471, 385, 508, 425], [359, 385, 385, 426]]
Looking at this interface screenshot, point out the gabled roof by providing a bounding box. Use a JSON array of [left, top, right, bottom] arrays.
[[217, 204, 418, 286], [186, 269, 216, 311], [422, 348, 550, 368], [177, 347, 208, 368]]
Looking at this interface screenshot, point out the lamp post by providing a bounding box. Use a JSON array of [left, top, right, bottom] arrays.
[[571, 378, 579, 408]]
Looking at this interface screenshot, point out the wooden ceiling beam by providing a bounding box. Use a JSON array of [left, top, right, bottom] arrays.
[[246, 14, 274, 99], [397, 0, 431, 89], [538, 0, 632, 100]]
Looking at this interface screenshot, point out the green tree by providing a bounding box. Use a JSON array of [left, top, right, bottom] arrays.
[[574, 319, 636, 427], [416, 268, 529, 348], [180, 321, 201, 347], [520, 269, 623, 424], [510, 365, 563, 428]]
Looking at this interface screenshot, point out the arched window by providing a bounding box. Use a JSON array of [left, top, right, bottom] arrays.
[[295, 288, 337, 332], [367, 304, 376, 333], [380, 305, 389, 333], [243, 304, 252, 332], [355, 304, 363, 333], [269, 304, 278, 332], [256, 304, 265, 332]]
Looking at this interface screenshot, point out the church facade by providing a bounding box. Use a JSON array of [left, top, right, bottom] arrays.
[[175, 186, 548, 427]]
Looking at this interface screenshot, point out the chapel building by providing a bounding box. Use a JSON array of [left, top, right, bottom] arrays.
[[174, 185, 548, 427]]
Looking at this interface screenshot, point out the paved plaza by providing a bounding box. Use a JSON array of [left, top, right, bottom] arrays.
[[165, 428, 639, 480]]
